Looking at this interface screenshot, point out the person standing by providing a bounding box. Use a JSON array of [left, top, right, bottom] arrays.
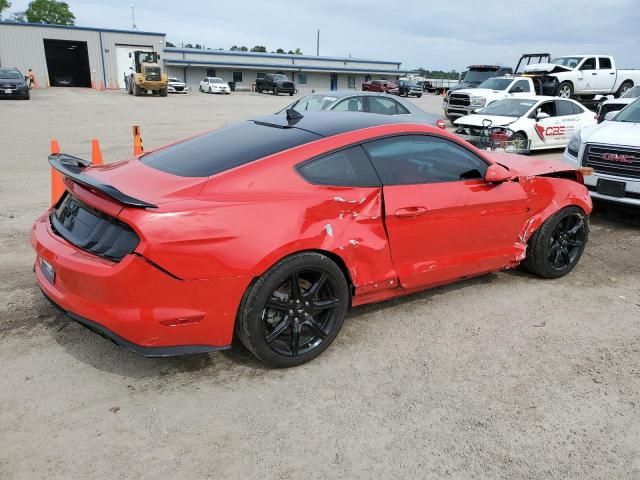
[[27, 69, 36, 88]]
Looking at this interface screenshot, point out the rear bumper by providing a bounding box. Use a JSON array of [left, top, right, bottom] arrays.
[[31, 211, 252, 354], [41, 289, 227, 357]]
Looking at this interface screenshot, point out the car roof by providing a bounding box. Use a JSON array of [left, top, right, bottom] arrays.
[[282, 91, 431, 116], [252, 111, 427, 138]]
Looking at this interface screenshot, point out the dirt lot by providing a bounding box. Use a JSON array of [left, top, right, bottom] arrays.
[[1, 88, 639, 479]]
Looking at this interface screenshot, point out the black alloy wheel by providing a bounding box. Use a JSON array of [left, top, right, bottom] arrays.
[[547, 213, 587, 272], [523, 206, 589, 278], [237, 252, 349, 367]]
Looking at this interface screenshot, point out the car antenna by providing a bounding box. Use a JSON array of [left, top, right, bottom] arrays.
[[286, 108, 304, 124]]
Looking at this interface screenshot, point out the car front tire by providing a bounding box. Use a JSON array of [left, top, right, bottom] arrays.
[[523, 206, 589, 279], [236, 252, 350, 367]]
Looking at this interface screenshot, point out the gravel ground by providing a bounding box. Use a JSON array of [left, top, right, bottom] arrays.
[[1, 88, 639, 479]]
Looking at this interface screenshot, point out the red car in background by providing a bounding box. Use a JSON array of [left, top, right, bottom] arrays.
[[32, 111, 591, 367], [362, 79, 397, 92]]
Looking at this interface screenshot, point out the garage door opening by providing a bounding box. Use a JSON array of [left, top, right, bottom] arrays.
[[43, 39, 91, 87]]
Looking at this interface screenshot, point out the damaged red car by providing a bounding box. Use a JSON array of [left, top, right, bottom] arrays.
[[32, 111, 592, 367]]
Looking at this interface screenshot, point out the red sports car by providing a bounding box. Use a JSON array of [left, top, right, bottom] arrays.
[[32, 111, 592, 367]]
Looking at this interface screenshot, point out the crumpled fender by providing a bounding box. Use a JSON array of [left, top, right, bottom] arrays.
[[517, 175, 592, 246]]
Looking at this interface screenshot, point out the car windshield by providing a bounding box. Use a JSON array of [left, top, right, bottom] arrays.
[[274, 74, 288, 81], [622, 86, 640, 99], [551, 57, 583, 68], [0, 69, 22, 79], [478, 78, 512, 90], [462, 68, 498, 84], [290, 95, 337, 112], [211, 78, 224, 83], [169, 77, 179, 82], [478, 99, 537, 117], [614, 99, 640, 123]]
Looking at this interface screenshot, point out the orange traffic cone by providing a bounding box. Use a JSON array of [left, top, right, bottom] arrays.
[[50, 139, 65, 205], [91, 138, 103, 165], [132, 126, 143, 156]]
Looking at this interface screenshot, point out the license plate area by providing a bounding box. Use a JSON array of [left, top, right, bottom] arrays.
[[4, 89, 12, 94], [40, 258, 56, 284], [596, 178, 626, 198]]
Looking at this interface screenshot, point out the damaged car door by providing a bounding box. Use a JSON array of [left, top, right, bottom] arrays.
[[363, 135, 530, 289]]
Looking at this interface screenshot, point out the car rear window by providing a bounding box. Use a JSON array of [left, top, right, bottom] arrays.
[[141, 122, 322, 177]]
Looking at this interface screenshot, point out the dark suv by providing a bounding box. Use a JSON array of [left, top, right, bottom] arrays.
[[0, 68, 30, 100], [256, 74, 296, 96]]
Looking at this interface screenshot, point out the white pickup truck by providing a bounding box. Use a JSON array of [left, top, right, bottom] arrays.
[[524, 55, 640, 99], [563, 98, 640, 207], [444, 76, 536, 119]]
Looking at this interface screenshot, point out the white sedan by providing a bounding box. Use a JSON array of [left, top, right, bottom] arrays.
[[167, 77, 188, 94], [199, 77, 231, 94], [454, 96, 596, 151]]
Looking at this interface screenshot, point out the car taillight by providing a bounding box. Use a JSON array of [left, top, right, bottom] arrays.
[[436, 119, 446, 130]]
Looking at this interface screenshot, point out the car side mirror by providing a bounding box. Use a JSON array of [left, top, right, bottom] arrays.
[[536, 112, 550, 120], [485, 163, 511, 183], [604, 111, 618, 121]]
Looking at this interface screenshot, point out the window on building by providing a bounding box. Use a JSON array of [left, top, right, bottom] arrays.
[[206, 69, 216, 77], [348, 76, 356, 88], [363, 135, 487, 185], [298, 74, 308, 85], [233, 71, 243, 83], [256, 72, 266, 79]]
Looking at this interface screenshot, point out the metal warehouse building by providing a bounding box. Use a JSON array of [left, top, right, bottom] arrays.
[[0, 21, 404, 93]]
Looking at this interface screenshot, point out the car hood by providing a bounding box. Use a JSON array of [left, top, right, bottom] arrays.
[[487, 152, 576, 177], [580, 121, 640, 147], [523, 63, 572, 74], [454, 114, 517, 127], [169, 81, 185, 85], [448, 82, 481, 92], [82, 158, 208, 206]]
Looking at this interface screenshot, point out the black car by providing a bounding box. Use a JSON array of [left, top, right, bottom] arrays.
[[256, 73, 296, 96], [391, 80, 423, 98], [0, 68, 30, 100]]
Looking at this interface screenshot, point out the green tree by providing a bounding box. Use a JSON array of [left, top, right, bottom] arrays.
[[275, 48, 285, 54], [293, 48, 302, 55], [230, 45, 239, 51], [20, 0, 75, 25], [0, 0, 11, 19], [250, 45, 267, 52], [238, 46, 248, 52]]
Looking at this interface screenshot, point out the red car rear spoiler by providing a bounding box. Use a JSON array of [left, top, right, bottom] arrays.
[[48, 153, 158, 209]]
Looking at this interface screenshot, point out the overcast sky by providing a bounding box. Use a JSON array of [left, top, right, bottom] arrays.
[[7, 0, 640, 70]]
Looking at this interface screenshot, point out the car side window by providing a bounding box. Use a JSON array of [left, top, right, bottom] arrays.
[[599, 57, 612, 69], [297, 145, 381, 187], [571, 102, 585, 115], [510, 79, 530, 93], [533, 101, 556, 118], [581, 58, 596, 70], [363, 135, 488, 185], [555, 100, 577, 116], [368, 97, 408, 115], [333, 97, 364, 112]]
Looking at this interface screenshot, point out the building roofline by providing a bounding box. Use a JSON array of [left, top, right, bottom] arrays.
[[0, 21, 165, 37], [164, 47, 401, 66], [164, 58, 403, 75]]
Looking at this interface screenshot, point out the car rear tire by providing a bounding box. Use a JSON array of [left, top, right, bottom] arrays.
[[523, 206, 589, 279], [236, 252, 350, 367], [417, 93, 422, 98], [616, 81, 633, 98], [558, 81, 574, 98]]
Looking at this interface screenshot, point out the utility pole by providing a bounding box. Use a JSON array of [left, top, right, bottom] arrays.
[[316, 29, 320, 56], [131, 4, 137, 31]]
